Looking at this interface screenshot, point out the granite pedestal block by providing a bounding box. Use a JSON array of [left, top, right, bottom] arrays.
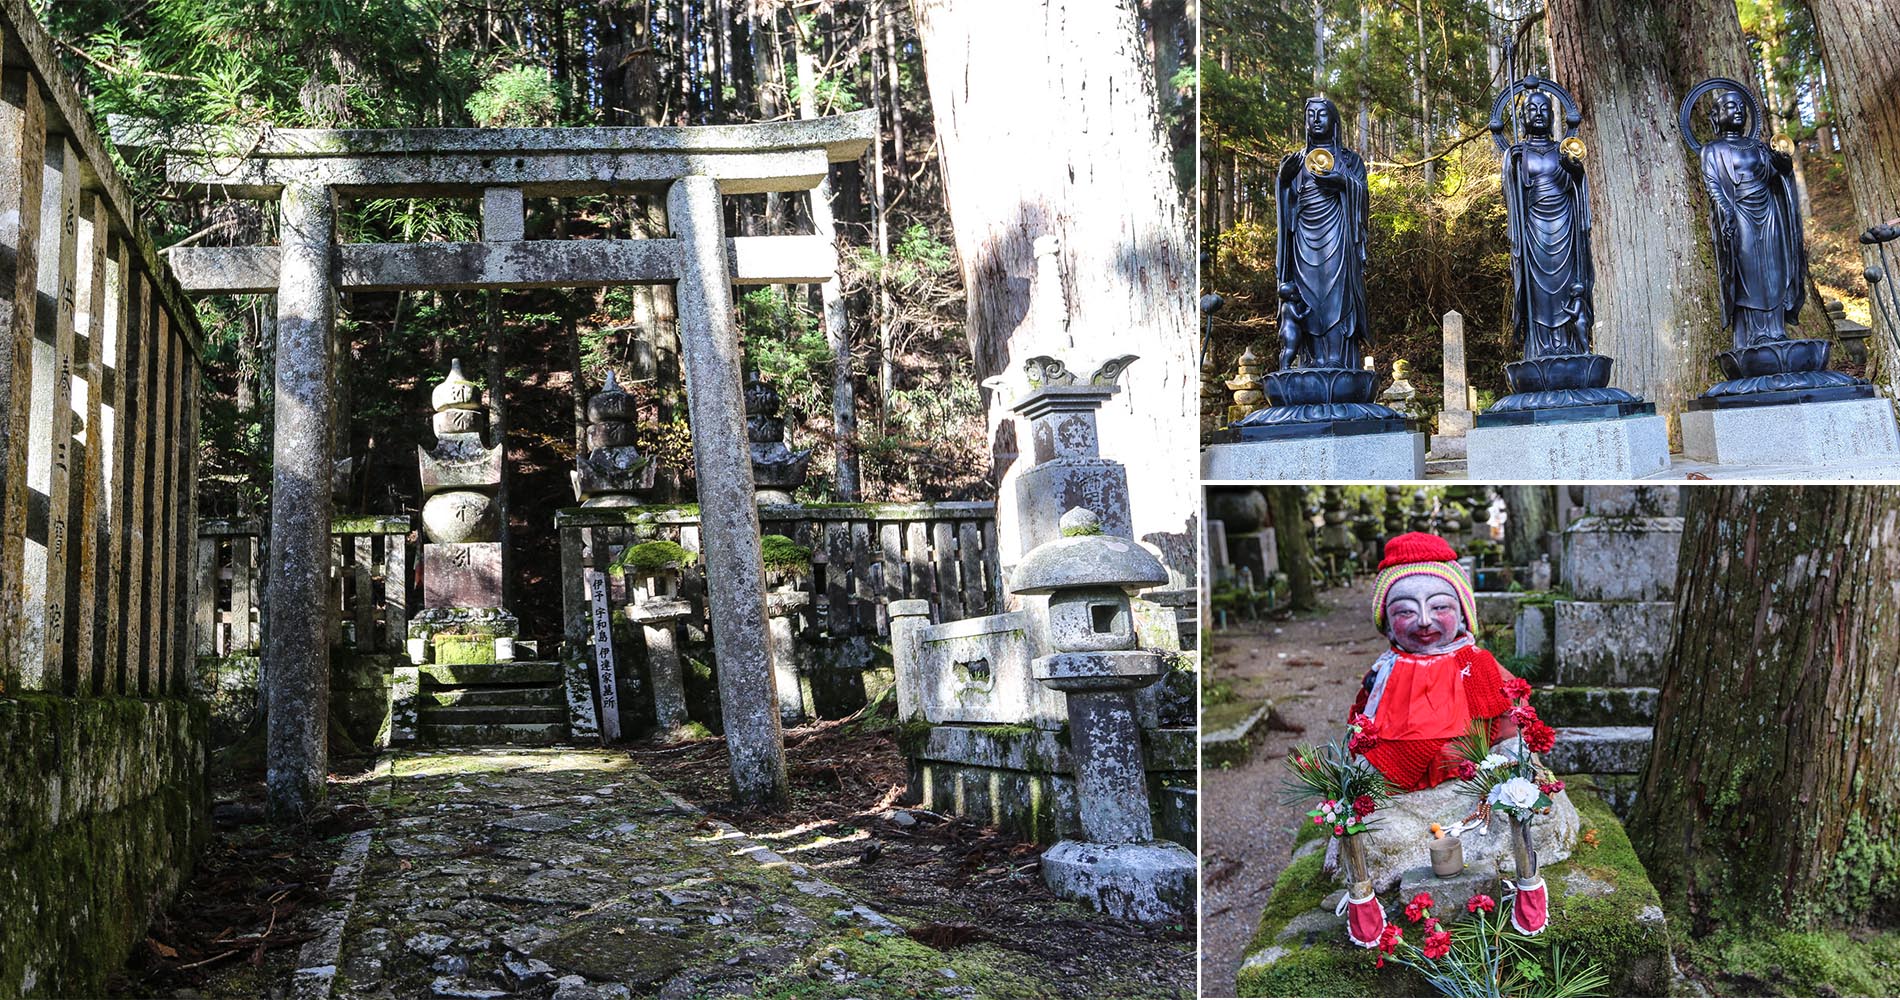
[[1201, 430, 1426, 481], [1681, 396, 1900, 466], [1552, 600, 1674, 686], [1466, 413, 1669, 481], [423, 542, 503, 607]]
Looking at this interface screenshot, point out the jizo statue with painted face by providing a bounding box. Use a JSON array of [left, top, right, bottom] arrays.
[[1347, 532, 1523, 792]]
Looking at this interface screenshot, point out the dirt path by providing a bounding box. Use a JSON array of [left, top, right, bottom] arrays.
[[1198, 580, 1382, 998]]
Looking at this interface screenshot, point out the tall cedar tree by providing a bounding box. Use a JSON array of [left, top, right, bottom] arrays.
[[1633, 486, 1900, 931]]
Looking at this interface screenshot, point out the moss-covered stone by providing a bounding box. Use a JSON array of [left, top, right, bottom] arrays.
[[0, 696, 208, 999], [1236, 788, 1669, 997], [608, 539, 696, 576], [758, 533, 813, 571]]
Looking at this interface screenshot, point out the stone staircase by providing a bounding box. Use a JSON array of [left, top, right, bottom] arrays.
[[416, 661, 572, 745]]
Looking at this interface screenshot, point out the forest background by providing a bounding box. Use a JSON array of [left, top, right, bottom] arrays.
[[33, 0, 1196, 641], [1201, 0, 1899, 440]]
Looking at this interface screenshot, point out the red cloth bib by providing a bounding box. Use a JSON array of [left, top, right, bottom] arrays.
[[1350, 645, 1512, 791]]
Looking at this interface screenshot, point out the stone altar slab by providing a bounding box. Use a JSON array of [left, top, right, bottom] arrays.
[[1201, 431, 1426, 481], [1680, 396, 1900, 466], [1465, 413, 1669, 481]]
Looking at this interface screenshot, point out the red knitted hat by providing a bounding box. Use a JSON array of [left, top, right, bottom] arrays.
[[1372, 532, 1476, 632], [1378, 532, 1460, 571]]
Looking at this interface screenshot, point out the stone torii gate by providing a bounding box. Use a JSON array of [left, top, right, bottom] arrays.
[[138, 111, 876, 817]]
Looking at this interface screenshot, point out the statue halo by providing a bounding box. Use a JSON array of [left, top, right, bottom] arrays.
[[1677, 77, 1762, 154], [1488, 74, 1583, 153]]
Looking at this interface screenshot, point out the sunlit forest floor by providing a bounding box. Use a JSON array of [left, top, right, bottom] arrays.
[[111, 711, 1194, 1000]]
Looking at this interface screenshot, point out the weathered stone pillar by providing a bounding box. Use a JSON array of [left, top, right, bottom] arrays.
[[667, 175, 788, 809], [766, 591, 809, 724], [265, 182, 336, 821], [1434, 311, 1473, 460], [887, 598, 931, 722], [629, 596, 691, 731]]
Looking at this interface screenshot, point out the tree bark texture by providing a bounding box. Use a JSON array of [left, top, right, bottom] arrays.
[[1546, 0, 1757, 442], [912, 0, 1197, 575], [1501, 485, 1559, 569], [1632, 486, 1900, 932], [1266, 486, 1317, 612], [1808, 0, 1900, 392]]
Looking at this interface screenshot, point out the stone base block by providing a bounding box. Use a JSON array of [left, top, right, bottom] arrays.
[[1552, 601, 1674, 686], [1201, 431, 1426, 481], [1391, 864, 1502, 922], [907, 723, 1195, 846], [1040, 839, 1197, 924], [389, 664, 420, 744], [1466, 413, 1669, 480], [1235, 791, 1669, 999], [1533, 686, 1659, 728], [1514, 604, 1554, 675], [1681, 396, 1900, 465], [1545, 725, 1654, 775], [1427, 433, 1467, 459], [1562, 516, 1683, 603]]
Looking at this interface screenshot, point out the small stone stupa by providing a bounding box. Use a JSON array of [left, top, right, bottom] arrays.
[[745, 370, 811, 504], [574, 370, 656, 505]]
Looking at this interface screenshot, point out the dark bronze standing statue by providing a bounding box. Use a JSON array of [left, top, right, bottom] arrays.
[[1233, 96, 1404, 433], [1679, 78, 1866, 400], [1482, 74, 1644, 416]]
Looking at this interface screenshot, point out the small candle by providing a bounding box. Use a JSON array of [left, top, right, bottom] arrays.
[[1428, 834, 1464, 877]]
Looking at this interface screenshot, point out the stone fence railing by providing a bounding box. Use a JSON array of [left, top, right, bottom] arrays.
[[1, 3, 207, 699], [556, 502, 1002, 656], [193, 515, 411, 658]]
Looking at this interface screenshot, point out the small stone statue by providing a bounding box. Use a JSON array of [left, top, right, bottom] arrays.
[[1225, 348, 1267, 425]]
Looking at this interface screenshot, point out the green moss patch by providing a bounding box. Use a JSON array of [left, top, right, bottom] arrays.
[[1236, 788, 1670, 997], [759, 534, 813, 571], [608, 539, 696, 576], [1685, 926, 1900, 996]]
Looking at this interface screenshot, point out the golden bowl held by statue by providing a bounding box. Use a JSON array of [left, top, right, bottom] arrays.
[[1306, 147, 1335, 175], [1560, 136, 1587, 161], [1772, 134, 1796, 155]]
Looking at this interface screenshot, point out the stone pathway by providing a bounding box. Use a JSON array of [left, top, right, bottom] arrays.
[[324, 747, 1093, 999], [1198, 582, 1375, 998]]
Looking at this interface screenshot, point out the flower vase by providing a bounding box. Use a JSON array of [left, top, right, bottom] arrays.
[[1507, 814, 1549, 935], [1339, 831, 1386, 948]]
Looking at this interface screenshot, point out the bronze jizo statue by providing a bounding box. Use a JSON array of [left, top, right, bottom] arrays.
[[1679, 78, 1865, 399], [1481, 74, 1643, 417], [1233, 95, 1402, 434], [1275, 96, 1370, 372]]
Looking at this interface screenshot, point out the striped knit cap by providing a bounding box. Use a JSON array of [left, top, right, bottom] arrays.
[[1371, 532, 1477, 633]]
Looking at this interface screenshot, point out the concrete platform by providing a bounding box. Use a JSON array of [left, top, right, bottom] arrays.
[[1680, 395, 1900, 466], [1466, 413, 1670, 480], [1202, 430, 1426, 481]]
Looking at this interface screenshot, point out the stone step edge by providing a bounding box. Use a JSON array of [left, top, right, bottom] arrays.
[[620, 766, 912, 938], [420, 707, 569, 724], [418, 723, 572, 745], [288, 753, 392, 1000]]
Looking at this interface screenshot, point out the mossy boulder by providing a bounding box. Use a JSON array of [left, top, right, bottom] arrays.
[[608, 539, 696, 577], [1235, 786, 1669, 997]]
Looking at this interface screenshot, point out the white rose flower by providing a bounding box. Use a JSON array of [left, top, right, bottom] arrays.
[[1489, 776, 1541, 811], [1479, 753, 1514, 771]]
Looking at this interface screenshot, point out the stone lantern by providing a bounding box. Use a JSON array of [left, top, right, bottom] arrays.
[[1010, 507, 1196, 923]]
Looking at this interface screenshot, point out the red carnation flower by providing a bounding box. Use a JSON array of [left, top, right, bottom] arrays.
[[1523, 720, 1558, 754], [1510, 704, 1540, 727], [1502, 677, 1532, 701], [1540, 780, 1567, 795], [1422, 928, 1453, 960], [1404, 891, 1434, 923], [1334, 824, 1345, 836], [1353, 795, 1377, 819], [1456, 760, 1478, 780], [1466, 894, 1497, 914], [1378, 923, 1402, 954]]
